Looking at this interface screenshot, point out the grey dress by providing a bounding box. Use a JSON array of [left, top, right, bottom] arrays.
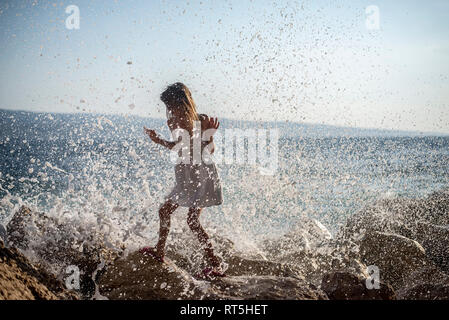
[[165, 111, 223, 208]]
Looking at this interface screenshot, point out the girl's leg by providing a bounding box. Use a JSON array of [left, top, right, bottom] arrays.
[[187, 207, 220, 268], [154, 200, 178, 259]]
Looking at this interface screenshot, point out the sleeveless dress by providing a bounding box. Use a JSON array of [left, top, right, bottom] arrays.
[[165, 111, 223, 208]]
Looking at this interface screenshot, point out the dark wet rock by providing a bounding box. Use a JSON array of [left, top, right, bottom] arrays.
[[396, 265, 449, 300], [0, 239, 79, 300], [413, 222, 449, 272], [264, 235, 368, 286], [98, 251, 204, 300], [337, 190, 449, 294], [224, 255, 303, 279], [98, 250, 328, 300], [210, 275, 328, 300], [359, 231, 428, 289], [339, 199, 416, 242], [339, 189, 449, 242], [261, 216, 368, 285], [397, 283, 449, 300], [6, 206, 123, 298], [0, 224, 6, 244], [321, 271, 395, 300], [402, 264, 449, 289]]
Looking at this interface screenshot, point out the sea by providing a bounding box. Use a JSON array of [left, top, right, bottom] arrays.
[[1, 109, 448, 250]]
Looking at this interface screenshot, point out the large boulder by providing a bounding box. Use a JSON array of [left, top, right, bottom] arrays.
[[339, 189, 449, 243], [321, 271, 395, 300], [224, 255, 303, 279], [97, 250, 328, 300], [98, 251, 204, 300], [340, 189, 449, 238], [413, 222, 449, 272], [264, 234, 368, 286], [396, 265, 449, 300], [6, 206, 123, 297], [397, 284, 449, 300], [209, 276, 328, 300], [0, 240, 78, 300], [336, 190, 449, 298], [339, 199, 415, 242], [359, 231, 428, 289], [261, 217, 368, 285]]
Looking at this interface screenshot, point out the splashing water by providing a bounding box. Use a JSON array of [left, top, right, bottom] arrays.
[[1, 110, 448, 256]]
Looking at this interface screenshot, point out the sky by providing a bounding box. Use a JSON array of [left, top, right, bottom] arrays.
[[0, 0, 448, 133]]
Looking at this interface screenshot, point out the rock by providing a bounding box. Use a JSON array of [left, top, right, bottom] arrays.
[[424, 189, 449, 225], [337, 190, 449, 292], [359, 231, 428, 289], [225, 255, 303, 279], [402, 264, 449, 288], [165, 229, 306, 281], [396, 264, 449, 299], [263, 231, 369, 286], [413, 222, 449, 272], [98, 250, 328, 300], [339, 189, 449, 243], [397, 284, 449, 300], [0, 240, 79, 300], [210, 276, 328, 300], [321, 271, 395, 300], [260, 216, 368, 286], [338, 200, 414, 242], [98, 251, 204, 300], [0, 224, 6, 244], [6, 206, 123, 298]]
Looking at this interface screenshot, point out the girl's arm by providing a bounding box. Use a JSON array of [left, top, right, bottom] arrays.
[[199, 115, 219, 154], [144, 127, 176, 150], [202, 136, 215, 154]]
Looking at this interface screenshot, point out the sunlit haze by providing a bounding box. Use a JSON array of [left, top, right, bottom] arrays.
[[1, 0, 448, 133]]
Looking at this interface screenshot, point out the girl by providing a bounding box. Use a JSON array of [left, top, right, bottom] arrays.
[[141, 82, 225, 277]]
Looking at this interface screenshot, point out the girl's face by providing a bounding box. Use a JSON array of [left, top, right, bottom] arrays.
[[166, 105, 184, 120]]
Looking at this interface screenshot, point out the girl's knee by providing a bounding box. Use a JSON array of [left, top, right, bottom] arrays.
[[159, 201, 177, 217], [187, 213, 199, 229]]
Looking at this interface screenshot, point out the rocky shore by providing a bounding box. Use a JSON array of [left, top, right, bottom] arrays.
[[0, 189, 448, 300], [0, 239, 78, 300]]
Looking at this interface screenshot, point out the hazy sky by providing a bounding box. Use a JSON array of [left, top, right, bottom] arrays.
[[0, 0, 448, 133]]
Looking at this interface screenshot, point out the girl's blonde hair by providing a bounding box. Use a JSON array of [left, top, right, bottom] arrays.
[[160, 83, 199, 131]]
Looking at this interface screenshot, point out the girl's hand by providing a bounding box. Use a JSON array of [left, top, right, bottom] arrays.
[[209, 117, 219, 130], [202, 115, 220, 130], [144, 126, 159, 143]]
